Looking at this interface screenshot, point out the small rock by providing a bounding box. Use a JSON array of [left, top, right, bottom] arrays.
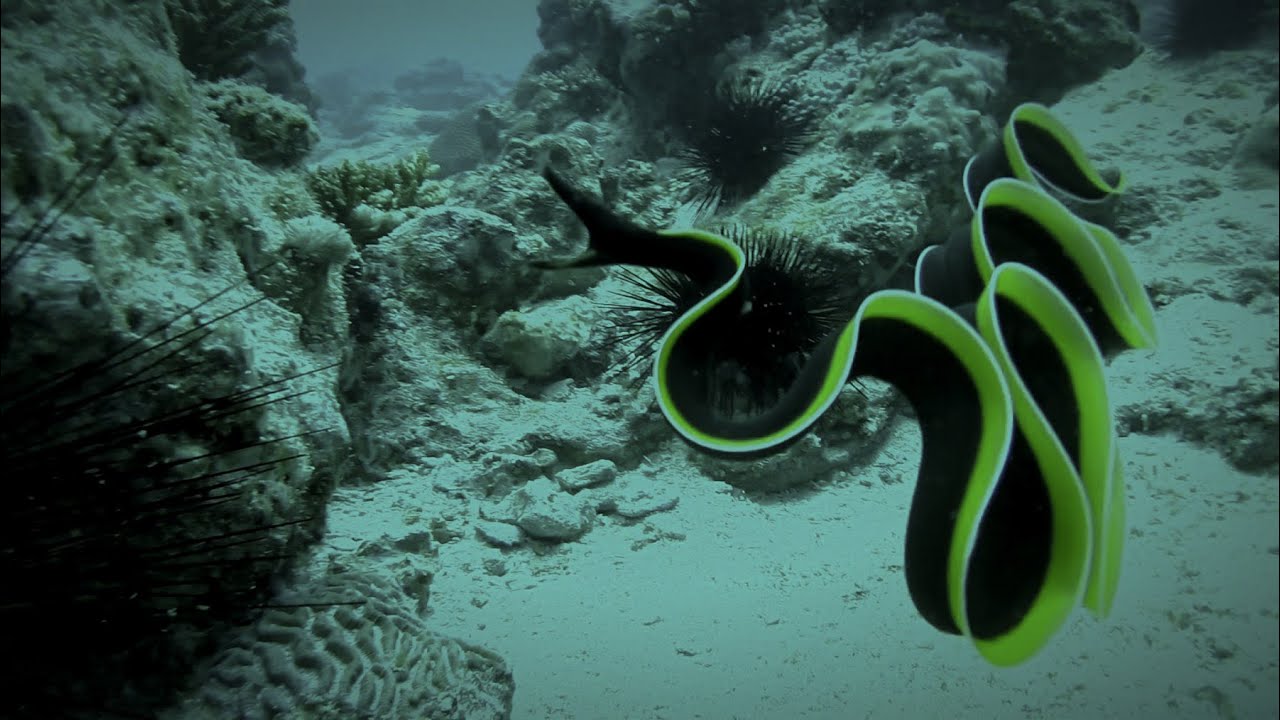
[[555, 458, 618, 491], [614, 490, 679, 519], [391, 531, 433, 555], [484, 477, 595, 541], [531, 447, 558, 468], [475, 520, 525, 548], [480, 298, 593, 379], [517, 498, 594, 540], [586, 470, 681, 520], [430, 518, 463, 544], [518, 477, 595, 540]]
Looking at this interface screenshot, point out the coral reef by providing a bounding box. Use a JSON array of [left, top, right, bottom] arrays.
[[838, 36, 1002, 190], [202, 79, 318, 166], [512, 55, 618, 130], [335, 199, 587, 477], [942, 0, 1141, 109]]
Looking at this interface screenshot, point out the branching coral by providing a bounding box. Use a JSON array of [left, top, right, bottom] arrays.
[[304, 150, 446, 245]]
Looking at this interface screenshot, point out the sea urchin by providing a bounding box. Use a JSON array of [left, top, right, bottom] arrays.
[[677, 75, 817, 212]]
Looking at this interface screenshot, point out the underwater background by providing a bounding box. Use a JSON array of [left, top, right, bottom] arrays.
[[0, 1, 1276, 719]]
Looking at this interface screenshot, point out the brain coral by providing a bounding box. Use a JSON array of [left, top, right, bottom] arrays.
[[171, 570, 514, 720]]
